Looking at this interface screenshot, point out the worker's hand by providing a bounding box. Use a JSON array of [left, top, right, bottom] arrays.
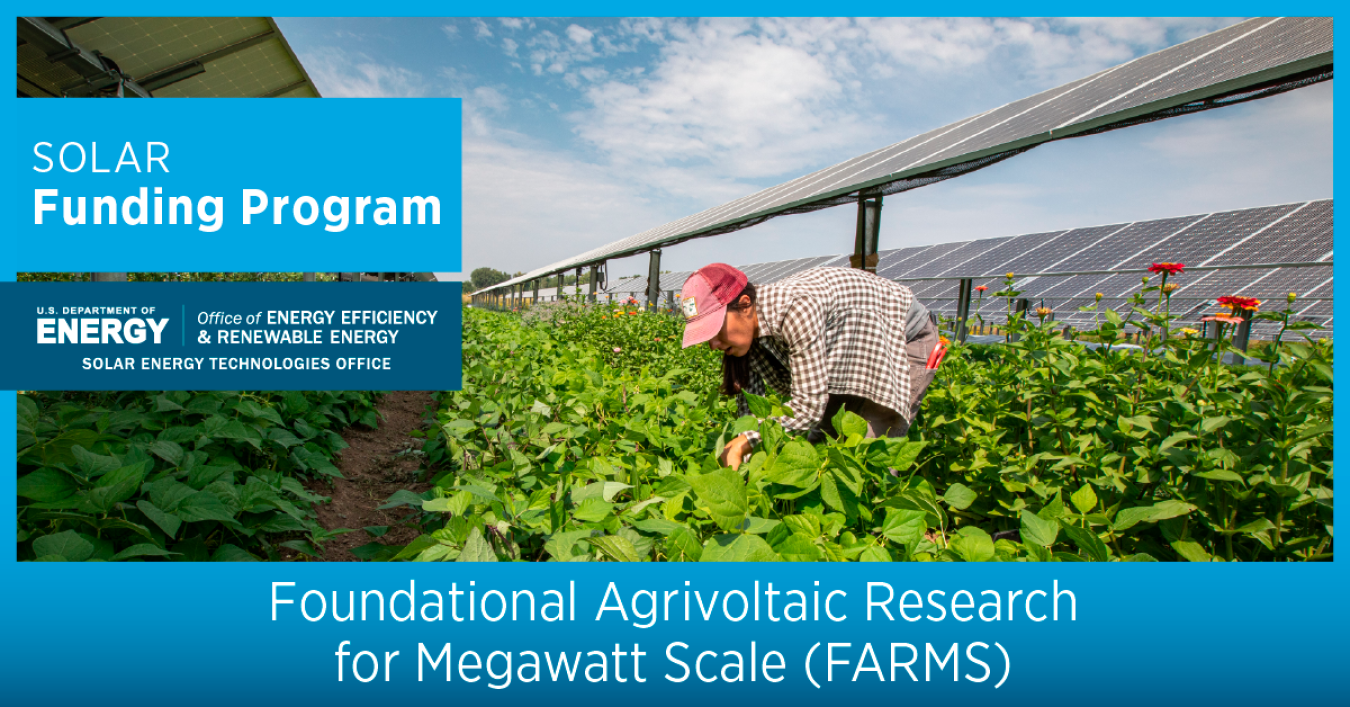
[[718, 434, 753, 471]]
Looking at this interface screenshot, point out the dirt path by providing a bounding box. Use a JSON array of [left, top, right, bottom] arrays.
[[306, 391, 436, 561]]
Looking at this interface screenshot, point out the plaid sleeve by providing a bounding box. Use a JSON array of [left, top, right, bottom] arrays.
[[773, 296, 829, 433]]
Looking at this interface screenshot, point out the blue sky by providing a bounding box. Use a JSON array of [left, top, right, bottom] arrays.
[[275, 17, 1333, 280]]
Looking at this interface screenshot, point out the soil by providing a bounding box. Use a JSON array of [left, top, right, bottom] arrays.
[[304, 390, 436, 561]]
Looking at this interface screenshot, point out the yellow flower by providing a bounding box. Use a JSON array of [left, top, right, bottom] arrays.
[[1005, 272, 1015, 279], [1179, 327, 1199, 336], [1094, 292, 1103, 301], [1035, 306, 1052, 317], [1288, 292, 1297, 304]]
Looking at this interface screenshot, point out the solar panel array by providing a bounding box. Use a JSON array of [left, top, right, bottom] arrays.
[[482, 17, 1332, 294], [18, 17, 320, 98], [587, 199, 1333, 339]]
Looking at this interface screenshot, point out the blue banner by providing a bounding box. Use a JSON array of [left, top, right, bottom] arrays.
[[12, 98, 461, 272], [2, 281, 461, 390]]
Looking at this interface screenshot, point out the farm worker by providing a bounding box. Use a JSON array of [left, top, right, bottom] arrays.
[[680, 263, 940, 470]]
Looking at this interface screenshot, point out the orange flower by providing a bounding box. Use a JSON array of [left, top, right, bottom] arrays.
[[1035, 306, 1052, 317], [938, 335, 951, 346], [628, 311, 638, 316], [1200, 313, 1245, 325], [1148, 262, 1185, 276], [1162, 283, 1180, 294], [975, 285, 988, 293], [1094, 292, 1103, 301]]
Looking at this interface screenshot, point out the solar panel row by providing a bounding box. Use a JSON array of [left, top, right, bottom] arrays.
[[582, 199, 1332, 337], [485, 17, 1331, 293]]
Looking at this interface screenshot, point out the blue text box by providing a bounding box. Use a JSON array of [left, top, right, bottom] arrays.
[[2, 281, 462, 390]]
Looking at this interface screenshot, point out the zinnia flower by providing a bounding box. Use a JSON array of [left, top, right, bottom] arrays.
[[613, 347, 622, 353], [1005, 272, 1015, 279], [1094, 292, 1103, 301], [1148, 262, 1185, 276], [1216, 295, 1261, 311], [1035, 307, 1052, 317], [938, 335, 951, 346], [1288, 292, 1297, 304], [975, 285, 988, 292], [1162, 283, 1180, 293], [629, 311, 638, 315], [1179, 327, 1199, 336], [1200, 313, 1245, 325]]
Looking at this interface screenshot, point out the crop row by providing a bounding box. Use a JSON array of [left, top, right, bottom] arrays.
[[17, 390, 381, 561], [374, 295, 1331, 562]]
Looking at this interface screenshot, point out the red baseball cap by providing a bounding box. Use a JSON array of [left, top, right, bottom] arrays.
[[680, 263, 748, 349]]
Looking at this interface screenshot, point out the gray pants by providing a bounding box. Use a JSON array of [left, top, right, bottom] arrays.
[[806, 316, 940, 442]]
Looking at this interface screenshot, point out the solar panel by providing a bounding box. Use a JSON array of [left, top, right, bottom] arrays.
[[1236, 266, 1333, 301], [1204, 199, 1333, 265], [887, 241, 974, 279], [483, 18, 1330, 292], [22, 17, 321, 98], [940, 230, 1069, 277], [873, 246, 938, 279], [1002, 224, 1131, 274], [1119, 205, 1302, 269]]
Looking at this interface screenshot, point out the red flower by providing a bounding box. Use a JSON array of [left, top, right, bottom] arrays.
[[1148, 262, 1185, 276], [1216, 295, 1261, 311], [1200, 314, 1245, 325], [975, 285, 988, 292]]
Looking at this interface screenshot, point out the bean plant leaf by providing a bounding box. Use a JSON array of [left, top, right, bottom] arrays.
[[587, 535, 641, 562], [111, 544, 180, 561], [943, 483, 977, 510], [882, 509, 929, 547], [1059, 521, 1109, 562], [1171, 540, 1212, 562], [950, 530, 995, 562], [458, 527, 499, 562], [32, 530, 94, 562], [700, 534, 780, 562], [831, 408, 868, 439], [1020, 509, 1059, 547], [773, 534, 823, 562], [686, 468, 750, 532], [16, 468, 77, 502], [665, 526, 704, 562], [888, 440, 927, 473], [765, 440, 819, 487], [1070, 484, 1098, 514], [136, 500, 182, 538]]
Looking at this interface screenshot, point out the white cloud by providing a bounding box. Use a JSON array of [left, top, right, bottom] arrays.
[[473, 19, 493, 38], [566, 24, 595, 44], [440, 24, 458, 40], [499, 17, 525, 30], [501, 37, 518, 57], [303, 48, 432, 97]]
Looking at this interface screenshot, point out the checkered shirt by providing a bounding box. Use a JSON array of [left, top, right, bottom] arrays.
[[738, 267, 914, 447]]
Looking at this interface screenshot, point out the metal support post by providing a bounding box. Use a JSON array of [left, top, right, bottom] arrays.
[[532, 279, 540, 308], [588, 264, 600, 303], [92, 273, 127, 282], [646, 250, 663, 311], [1012, 297, 1031, 342], [954, 278, 973, 343], [302, 272, 315, 282], [851, 195, 882, 272], [1232, 308, 1254, 363]]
